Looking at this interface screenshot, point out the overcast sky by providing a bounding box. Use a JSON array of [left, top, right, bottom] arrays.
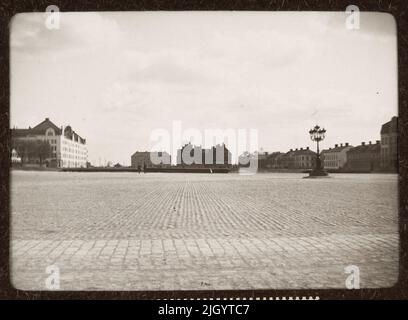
[[10, 11, 397, 165]]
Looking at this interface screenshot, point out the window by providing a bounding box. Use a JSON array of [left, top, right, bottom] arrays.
[[46, 128, 55, 136]]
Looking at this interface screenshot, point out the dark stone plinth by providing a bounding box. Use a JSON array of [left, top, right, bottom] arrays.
[[304, 156, 329, 178], [303, 169, 330, 179], [309, 169, 329, 177]]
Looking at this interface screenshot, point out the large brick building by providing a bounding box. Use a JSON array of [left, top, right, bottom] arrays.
[[11, 118, 87, 168], [380, 116, 398, 172]]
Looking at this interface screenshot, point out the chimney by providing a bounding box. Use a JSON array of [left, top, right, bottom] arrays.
[[45, 117, 49, 121], [362, 142, 365, 146], [369, 141, 372, 145], [376, 140, 380, 144], [306, 147, 309, 150], [290, 149, 293, 152], [300, 147, 303, 150], [335, 144, 338, 148], [345, 143, 349, 146], [329, 147, 332, 150], [295, 148, 298, 151], [340, 143, 343, 147]]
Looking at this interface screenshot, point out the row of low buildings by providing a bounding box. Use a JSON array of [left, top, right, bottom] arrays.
[[131, 143, 232, 169], [11, 118, 88, 168], [11, 116, 398, 172], [254, 116, 398, 172], [254, 147, 316, 170]]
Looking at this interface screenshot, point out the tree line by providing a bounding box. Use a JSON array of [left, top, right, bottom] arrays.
[[13, 139, 52, 165]]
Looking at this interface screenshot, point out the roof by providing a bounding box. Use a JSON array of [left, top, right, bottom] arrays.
[[12, 118, 86, 144], [381, 116, 398, 134], [131, 151, 171, 156], [32, 118, 62, 134], [295, 149, 316, 156], [286, 148, 315, 156], [321, 145, 353, 154], [11, 128, 34, 137], [347, 143, 380, 154], [131, 151, 150, 157], [266, 152, 283, 159], [11, 118, 62, 137]]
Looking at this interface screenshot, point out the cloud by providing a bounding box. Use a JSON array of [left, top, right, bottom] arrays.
[[10, 12, 397, 165], [11, 12, 122, 59], [120, 51, 218, 86]]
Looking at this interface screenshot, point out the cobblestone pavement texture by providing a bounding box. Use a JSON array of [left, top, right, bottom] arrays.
[[10, 171, 399, 290]]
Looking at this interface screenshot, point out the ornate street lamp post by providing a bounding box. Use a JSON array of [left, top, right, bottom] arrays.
[[308, 125, 328, 177]]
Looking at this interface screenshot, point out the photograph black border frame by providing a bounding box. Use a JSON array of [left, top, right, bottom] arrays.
[[0, 0, 407, 300]]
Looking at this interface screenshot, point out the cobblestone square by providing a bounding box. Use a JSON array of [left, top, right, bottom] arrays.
[[10, 171, 399, 290]]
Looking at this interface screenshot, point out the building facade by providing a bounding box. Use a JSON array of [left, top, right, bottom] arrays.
[[321, 143, 353, 170], [293, 147, 316, 169], [131, 151, 171, 169], [279, 149, 295, 169], [258, 152, 283, 169], [11, 118, 87, 168], [345, 141, 380, 172], [276, 148, 315, 169], [380, 116, 398, 171], [177, 143, 232, 168]]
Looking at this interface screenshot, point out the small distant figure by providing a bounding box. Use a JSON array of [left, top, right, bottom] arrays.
[[143, 163, 147, 174], [137, 165, 141, 174]]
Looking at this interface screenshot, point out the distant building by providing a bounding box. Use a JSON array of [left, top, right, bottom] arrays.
[[277, 148, 315, 169], [321, 143, 353, 170], [345, 141, 380, 172], [293, 147, 316, 169], [268, 152, 284, 168], [258, 152, 283, 169], [279, 149, 296, 169], [380, 116, 398, 171], [11, 118, 87, 168], [177, 143, 232, 167], [131, 151, 171, 169], [257, 151, 269, 168]]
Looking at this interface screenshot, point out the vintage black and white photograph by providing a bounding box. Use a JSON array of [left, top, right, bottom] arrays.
[[9, 11, 398, 291]]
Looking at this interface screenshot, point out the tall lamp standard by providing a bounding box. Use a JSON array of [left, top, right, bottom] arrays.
[[308, 125, 328, 177]]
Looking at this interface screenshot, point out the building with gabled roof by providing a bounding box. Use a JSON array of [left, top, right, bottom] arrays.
[[11, 118, 87, 168]]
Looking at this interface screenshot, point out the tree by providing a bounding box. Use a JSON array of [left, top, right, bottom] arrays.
[[13, 139, 32, 164], [35, 140, 52, 165], [12, 139, 52, 165]]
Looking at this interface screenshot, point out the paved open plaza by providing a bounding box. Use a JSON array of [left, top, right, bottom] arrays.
[[10, 171, 399, 290]]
